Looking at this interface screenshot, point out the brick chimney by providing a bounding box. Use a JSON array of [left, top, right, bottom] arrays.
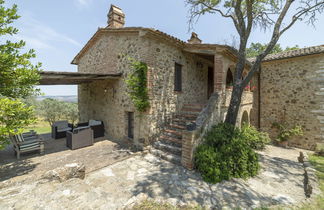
[[188, 32, 202, 44], [107, 5, 125, 28]]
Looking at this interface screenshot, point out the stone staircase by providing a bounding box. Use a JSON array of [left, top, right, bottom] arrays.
[[150, 104, 205, 165]]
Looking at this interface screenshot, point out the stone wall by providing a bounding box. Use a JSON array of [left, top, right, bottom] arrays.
[[78, 31, 215, 143], [260, 54, 324, 150]]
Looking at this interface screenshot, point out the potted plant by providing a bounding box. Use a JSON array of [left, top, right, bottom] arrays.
[[226, 82, 233, 90], [272, 122, 303, 148]]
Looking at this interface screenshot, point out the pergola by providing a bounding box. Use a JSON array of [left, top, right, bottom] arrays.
[[39, 71, 122, 85]]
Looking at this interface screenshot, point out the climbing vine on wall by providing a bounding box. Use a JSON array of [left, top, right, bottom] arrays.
[[125, 58, 150, 112]]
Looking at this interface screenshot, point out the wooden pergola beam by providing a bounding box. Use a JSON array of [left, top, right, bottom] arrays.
[[39, 71, 122, 85]]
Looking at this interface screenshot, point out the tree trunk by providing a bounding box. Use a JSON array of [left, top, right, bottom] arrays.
[[225, 83, 244, 125]]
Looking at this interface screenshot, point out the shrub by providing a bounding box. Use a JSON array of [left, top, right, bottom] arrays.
[[315, 143, 324, 157], [272, 122, 303, 142], [241, 124, 270, 150], [195, 123, 260, 184]]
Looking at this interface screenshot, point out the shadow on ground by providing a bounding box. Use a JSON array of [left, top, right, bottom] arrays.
[[129, 151, 305, 208], [0, 133, 132, 182]]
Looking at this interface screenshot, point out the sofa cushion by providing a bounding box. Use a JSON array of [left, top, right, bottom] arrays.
[[54, 121, 69, 130], [89, 120, 102, 126], [57, 127, 72, 132]]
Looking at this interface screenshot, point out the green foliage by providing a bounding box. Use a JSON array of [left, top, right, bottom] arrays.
[[195, 123, 260, 184], [272, 122, 303, 142], [241, 124, 270, 150], [246, 42, 299, 58], [0, 98, 36, 149], [0, 1, 41, 149], [39, 98, 79, 126], [315, 143, 324, 157], [125, 58, 150, 112], [64, 102, 79, 125]]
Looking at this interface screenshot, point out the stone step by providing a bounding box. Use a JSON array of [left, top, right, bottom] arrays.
[[181, 107, 203, 113], [153, 141, 182, 156], [150, 148, 181, 165], [164, 129, 182, 139], [182, 103, 205, 109], [169, 123, 187, 130], [172, 117, 195, 125], [158, 135, 182, 148], [179, 110, 202, 116], [160, 135, 182, 146], [173, 113, 198, 121]]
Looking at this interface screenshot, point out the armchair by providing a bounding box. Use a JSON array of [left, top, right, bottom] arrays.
[[51, 120, 73, 139]]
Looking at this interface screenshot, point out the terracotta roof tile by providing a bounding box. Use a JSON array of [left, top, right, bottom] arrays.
[[248, 45, 324, 63]]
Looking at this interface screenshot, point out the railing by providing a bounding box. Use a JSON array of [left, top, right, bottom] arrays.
[[186, 93, 220, 131], [181, 92, 222, 169]]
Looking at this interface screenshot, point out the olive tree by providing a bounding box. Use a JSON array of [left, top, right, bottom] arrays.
[[0, 0, 41, 149], [187, 0, 324, 125], [39, 99, 79, 126]]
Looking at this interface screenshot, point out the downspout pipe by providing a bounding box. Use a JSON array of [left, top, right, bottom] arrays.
[[258, 67, 261, 129]]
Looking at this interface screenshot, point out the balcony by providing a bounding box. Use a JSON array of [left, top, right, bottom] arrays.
[[224, 89, 254, 107]]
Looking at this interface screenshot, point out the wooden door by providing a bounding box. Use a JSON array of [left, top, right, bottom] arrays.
[[127, 112, 134, 139]]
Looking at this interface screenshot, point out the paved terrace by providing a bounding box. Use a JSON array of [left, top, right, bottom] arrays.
[[0, 134, 133, 184], [0, 145, 320, 209]]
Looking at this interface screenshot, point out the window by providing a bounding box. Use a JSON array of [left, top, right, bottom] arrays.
[[127, 112, 134, 139], [174, 63, 182, 91]]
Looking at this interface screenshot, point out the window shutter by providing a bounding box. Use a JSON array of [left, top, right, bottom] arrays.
[[174, 63, 182, 91]]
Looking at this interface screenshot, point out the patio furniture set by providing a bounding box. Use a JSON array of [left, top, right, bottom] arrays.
[[9, 120, 105, 159]]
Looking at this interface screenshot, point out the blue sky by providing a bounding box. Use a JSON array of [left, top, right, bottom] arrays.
[[5, 0, 324, 96]]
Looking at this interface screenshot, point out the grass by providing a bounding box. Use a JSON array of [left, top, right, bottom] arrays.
[[295, 154, 324, 210], [24, 118, 51, 134]]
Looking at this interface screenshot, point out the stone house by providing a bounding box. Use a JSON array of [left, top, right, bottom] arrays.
[[257, 47, 324, 150], [71, 5, 323, 168]]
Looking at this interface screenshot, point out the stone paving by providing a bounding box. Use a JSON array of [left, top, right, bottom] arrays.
[[0, 135, 132, 184], [0, 146, 320, 209]]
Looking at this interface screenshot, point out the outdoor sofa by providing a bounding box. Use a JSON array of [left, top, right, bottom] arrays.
[[9, 131, 44, 159], [51, 120, 73, 139], [66, 126, 94, 150], [76, 120, 105, 138]]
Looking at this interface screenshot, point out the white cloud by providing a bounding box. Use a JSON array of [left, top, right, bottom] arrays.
[[14, 14, 81, 50], [75, 0, 93, 7], [15, 35, 53, 50]]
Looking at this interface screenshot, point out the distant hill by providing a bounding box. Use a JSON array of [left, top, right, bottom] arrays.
[[37, 95, 78, 103]]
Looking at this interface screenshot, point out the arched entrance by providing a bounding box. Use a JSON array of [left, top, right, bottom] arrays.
[[226, 68, 233, 89], [241, 111, 249, 127]]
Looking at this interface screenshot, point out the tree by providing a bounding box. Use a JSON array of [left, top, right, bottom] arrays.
[[187, 0, 324, 125], [39, 99, 79, 126], [39, 98, 65, 126], [0, 0, 41, 148], [63, 102, 79, 125], [246, 42, 299, 58]]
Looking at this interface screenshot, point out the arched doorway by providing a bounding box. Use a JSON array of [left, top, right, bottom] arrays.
[[226, 68, 233, 89], [241, 111, 249, 127]]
